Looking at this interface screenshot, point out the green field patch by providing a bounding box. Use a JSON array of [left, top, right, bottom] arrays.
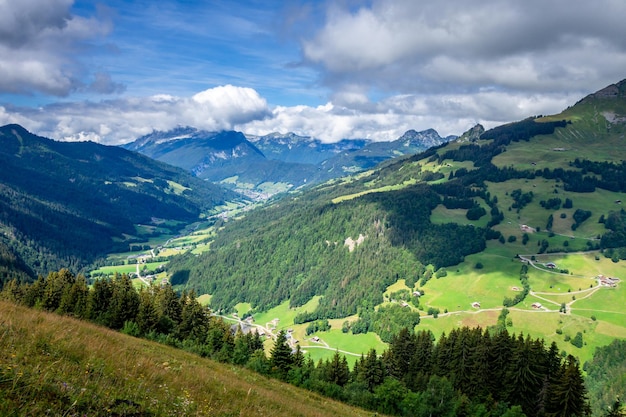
[[302, 329, 387, 366], [156, 247, 184, 257], [234, 302, 252, 317], [197, 294, 212, 306], [430, 200, 490, 228], [256, 182, 292, 194], [570, 307, 626, 333], [487, 179, 626, 244], [168, 234, 211, 247], [252, 297, 322, 333], [91, 261, 164, 277], [384, 279, 411, 296], [527, 272, 594, 293], [417, 310, 500, 340], [421, 252, 521, 312], [166, 180, 190, 195], [331, 181, 415, 203], [507, 310, 622, 365], [190, 242, 211, 255]]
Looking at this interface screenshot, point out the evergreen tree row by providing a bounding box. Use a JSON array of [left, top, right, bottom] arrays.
[[265, 326, 590, 417], [0, 270, 264, 365], [0, 270, 595, 417]]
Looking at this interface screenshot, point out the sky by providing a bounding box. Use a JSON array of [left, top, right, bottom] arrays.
[[1, 0, 626, 145]]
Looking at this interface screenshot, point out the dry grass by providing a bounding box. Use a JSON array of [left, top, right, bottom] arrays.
[[0, 301, 378, 417]]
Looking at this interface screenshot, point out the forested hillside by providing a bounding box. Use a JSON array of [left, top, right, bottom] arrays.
[[168, 79, 626, 350], [0, 124, 239, 277], [169, 182, 486, 320]]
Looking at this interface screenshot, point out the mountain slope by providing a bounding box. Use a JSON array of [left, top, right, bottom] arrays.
[[0, 124, 238, 276], [0, 301, 375, 417], [124, 128, 321, 196], [247, 132, 370, 165], [168, 79, 626, 340], [125, 128, 453, 198], [319, 128, 451, 173]]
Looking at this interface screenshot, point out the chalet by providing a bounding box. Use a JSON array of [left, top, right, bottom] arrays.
[[532, 302, 542, 309], [598, 275, 620, 287], [400, 301, 409, 307], [545, 262, 557, 269], [472, 302, 481, 309], [413, 291, 421, 297], [311, 336, 320, 342]]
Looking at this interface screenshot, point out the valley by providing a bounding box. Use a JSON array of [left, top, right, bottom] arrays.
[[2, 79, 626, 416]]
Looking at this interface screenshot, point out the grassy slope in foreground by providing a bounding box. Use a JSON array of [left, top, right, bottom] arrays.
[[0, 301, 377, 417]]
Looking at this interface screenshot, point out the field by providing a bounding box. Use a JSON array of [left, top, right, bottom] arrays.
[[0, 302, 376, 417], [228, 244, 625, 368]]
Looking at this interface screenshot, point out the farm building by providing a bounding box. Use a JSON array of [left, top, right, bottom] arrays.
[[597, 275, 620, 287]]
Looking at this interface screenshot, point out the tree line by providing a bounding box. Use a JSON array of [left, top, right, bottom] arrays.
[[0, 270, 595, 416]]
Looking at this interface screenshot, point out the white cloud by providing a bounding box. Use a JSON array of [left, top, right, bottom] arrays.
[[0, 85, 272, 145], [191, 85, 271, 126], [303, 0, 626, 96], [0, 0, 116, 96]]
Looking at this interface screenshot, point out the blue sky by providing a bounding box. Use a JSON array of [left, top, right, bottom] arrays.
[[1, 0, 626, 144]]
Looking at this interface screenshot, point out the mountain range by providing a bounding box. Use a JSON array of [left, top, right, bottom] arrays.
[[123, 127, 454, 198], [0, 124, 240, 280]]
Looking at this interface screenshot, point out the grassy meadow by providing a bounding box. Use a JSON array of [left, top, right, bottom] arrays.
[[0, 301, 378, 417]]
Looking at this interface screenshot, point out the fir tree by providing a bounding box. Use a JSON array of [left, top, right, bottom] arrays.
[[269, 330, 293, 380], [550, 355, 591, 417]]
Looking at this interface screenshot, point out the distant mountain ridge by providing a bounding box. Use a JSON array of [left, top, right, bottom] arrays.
[[124, 127, 454, 197]]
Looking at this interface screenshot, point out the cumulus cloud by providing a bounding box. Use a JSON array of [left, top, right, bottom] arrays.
[[0, 0, 117, 96], [302, 0, 626, 96], [0, 85, 272, 145]]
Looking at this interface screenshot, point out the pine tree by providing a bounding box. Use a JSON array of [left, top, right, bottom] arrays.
[[86, 278, 113, 324], [232, 331, 252, 365], [269, 330, 293, 380], [107, 273, 139, 329], [550, 355, 591, 417], [361, 348, 385, 391], [42, 269, 75, 311], [58, 273, 89, 318], [326, 350, 350, 386], [136, 287, 159, 335], [507, 334, 546, 416], [385, 327, 416, 381], [0, 278, 24, 303], [178, 290, 210, 342]]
